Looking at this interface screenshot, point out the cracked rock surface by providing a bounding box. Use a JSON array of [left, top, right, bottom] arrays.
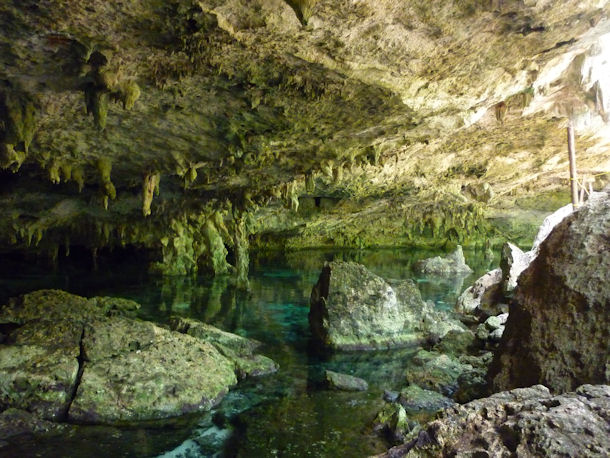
[[0, 289, 275, 425]]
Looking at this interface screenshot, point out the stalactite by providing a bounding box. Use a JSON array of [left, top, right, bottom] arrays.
[[203, 214, 230, 275], [233, 216, 249, 290], [142, 172, 161, 217], [97, 158, 116, 210]]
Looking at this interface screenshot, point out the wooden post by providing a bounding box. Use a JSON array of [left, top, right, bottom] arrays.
[[567, 122, 579, 208]]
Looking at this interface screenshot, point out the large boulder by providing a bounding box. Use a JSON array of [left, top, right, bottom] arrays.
[[381, 384, 610, 457], [413, 246, 473, 276], [0, 290, 276, 425], [309, 261, 465, 350], [489, 190, 610, 393], [69, 317, 237, 423]]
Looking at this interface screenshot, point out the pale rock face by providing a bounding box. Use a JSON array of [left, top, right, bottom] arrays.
[[500, 242, 535, 294], [414, 246, 473, 276], [455, 268, 502, 313]]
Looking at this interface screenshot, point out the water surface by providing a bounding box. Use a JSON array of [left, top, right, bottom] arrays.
[[0, 247, 495, 457]]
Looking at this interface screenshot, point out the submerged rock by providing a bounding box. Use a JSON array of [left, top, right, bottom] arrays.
[[373, 403, 419, 445], [0, 290, 276, 426], [309, 261, 465, 350], [382, 384, 610, 457], [489, 190, 610, 393], [413, 246, 473, 276], [324, 370, 368, 391], [404, 350, 478, 397], [0, 408, 68, 441]]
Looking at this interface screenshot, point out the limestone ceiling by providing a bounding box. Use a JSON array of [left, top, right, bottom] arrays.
[[0, 0, 609, 251]]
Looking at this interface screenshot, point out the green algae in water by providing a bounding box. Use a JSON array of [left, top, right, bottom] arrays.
[[0, 247, 495, 457]]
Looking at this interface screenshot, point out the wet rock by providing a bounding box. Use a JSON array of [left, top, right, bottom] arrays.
[[483, 314, 503, 331], [88, 296, 141, 318], [169, 317, 278, 380], [499, 242, 534, 294], [475, 324, 489, 341], [0, 408, 68, 441], [413, 246, 473, 276], [432, 329, 476, 355], [381, 384, 610, 457], [490, 190, 610, 393], [325, 370, 368, 391], [383, 390, 400, 403], [404, 350, 474, 396], [397, 385, 454, 414], [455, 268, 503, 313], [0, 289, 274, 426], [373, 403, 419, 444], [0, 289, 100, 324], [0, 319, 82, 421], [309, 262, 467, 350], [488, 326, 504, 342], [69, 318, 237, 423]]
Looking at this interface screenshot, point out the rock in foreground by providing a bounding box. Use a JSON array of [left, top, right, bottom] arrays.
[[489, 190, 610, 393], [0, 289, 276, 425], [309, 262, 465, 350], [381, 384, 610, 457]]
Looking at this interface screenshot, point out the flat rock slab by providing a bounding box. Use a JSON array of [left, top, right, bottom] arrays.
[[70, 322, 236, 423]]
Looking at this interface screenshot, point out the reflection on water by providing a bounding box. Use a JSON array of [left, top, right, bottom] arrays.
[[0, 247, 496, 458]]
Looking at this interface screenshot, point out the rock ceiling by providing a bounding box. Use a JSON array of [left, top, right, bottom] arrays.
[[1, 0, 609, 273]]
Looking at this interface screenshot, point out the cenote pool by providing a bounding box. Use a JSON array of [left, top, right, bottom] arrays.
[[0, 247, 496, 458]]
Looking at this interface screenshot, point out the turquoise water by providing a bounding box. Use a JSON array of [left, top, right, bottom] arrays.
[[0, 247, 495, 458]]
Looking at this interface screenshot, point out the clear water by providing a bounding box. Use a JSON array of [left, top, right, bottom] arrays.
[[0, 247, 496, 458]]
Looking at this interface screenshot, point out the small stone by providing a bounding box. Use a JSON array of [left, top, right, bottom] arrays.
[[489, 326, 504, 342], [325, 370, 368, 391], [484, 315, 503, 331]]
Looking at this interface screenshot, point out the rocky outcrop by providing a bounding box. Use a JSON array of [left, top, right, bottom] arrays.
[[0, 289, 276, 425], [489, 190, 610, 393], [309, 261, 466, 350], [381, 384, 610, 457], [413, 246, 473, 276]]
